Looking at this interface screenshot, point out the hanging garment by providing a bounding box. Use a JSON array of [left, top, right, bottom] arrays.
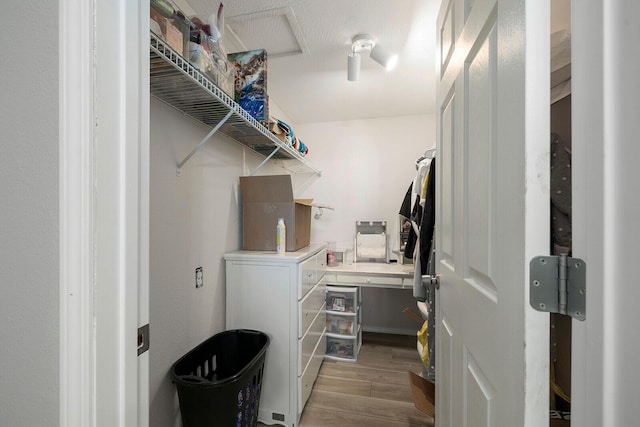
[[419, 159, 436, 275], [399, 183, 419, 259], [413, 158, 432, 211]]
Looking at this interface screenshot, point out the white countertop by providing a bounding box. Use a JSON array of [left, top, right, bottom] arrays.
[[224, 242, 327, 263]]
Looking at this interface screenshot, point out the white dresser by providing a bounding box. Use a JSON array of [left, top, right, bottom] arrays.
[[224, 243, 327, 426]]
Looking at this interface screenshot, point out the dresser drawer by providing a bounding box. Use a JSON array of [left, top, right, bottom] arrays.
[[298, 332, 325, 414], [299, 277, 326, 338], [298, 308, 326, 376], [299, 249, 328, 299], [316, 248, 327, 281], [335, 273, 402, 287]]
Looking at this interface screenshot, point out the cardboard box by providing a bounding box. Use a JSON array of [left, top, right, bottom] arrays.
[[408, 371, 435, 417], [239, 175, 311, 251], [165, 18, 186, 55]]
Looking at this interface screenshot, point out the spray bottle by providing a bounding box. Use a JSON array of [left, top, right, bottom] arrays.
[[276, 218, 286, 255]]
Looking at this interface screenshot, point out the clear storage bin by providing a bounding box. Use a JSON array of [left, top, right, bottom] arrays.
[[325, 286, 358, 313], [326, 313, 355, 336], [326, 332, 361, 360]]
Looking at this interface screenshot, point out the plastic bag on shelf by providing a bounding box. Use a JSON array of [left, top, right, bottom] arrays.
[[189, 3, 234, 97]]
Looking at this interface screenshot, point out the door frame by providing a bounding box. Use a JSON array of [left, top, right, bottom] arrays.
[[59, 0, 96, 424], [571, 1, 640, 425], [59, 0, 639, 425], [59, 1, 149, 426]]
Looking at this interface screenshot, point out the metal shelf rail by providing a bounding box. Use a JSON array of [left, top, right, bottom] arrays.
[[149, 32, 321, 177]]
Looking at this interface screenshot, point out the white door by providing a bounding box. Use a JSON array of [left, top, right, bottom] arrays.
[[435, 0, 550, 426]]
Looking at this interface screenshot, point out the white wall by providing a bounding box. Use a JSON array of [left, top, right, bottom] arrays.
[[295, 114, 436, 256], [295, 114, 436, 334], [0, 0, 60, 425], [148, 106, 435, 424], [148, 98, 286, 426]]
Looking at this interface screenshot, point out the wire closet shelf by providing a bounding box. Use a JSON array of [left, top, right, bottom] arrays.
[[149, 32, 320, 176]]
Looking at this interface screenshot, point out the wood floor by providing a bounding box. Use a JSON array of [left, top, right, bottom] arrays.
[[260, 332, 434, 427]]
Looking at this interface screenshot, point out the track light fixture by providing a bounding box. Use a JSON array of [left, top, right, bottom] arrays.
[[347, 33, 398, 81]]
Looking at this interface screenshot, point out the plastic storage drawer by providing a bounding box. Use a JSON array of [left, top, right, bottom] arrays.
[[326, 312, 356, 336], [326, 331, 361, 361]]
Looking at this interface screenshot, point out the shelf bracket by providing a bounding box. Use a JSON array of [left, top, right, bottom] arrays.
[[249, 145, 283, 176], [176, 110, 234, 176]]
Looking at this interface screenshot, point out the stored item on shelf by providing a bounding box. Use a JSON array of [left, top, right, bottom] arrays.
[[188, 40, 214, 78], [269, 118, 292, 146], [150, 0, 189, 58], [239, 175, 312, 252], [150, 7, 167, 39], [188, 36, 234, 97], [238, 92, 267, 125], [151, 0, 175, 18], [267, 118, 310, 156], [215, 61, 234, 99], [165, 17, 188, 55], [188, 6, 234, 98], [228, 49, 268, 125]]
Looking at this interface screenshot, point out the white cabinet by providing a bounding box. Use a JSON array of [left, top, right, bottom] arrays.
[[225, 243, 327, 426], [325, 286, 362, 361]]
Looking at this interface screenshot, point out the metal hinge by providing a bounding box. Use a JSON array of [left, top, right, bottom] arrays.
[[530, 254, 586, 321]]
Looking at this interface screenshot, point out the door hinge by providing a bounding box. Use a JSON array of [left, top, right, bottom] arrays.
[[530, 254, 586, 321], [137, 323, 150, 356]]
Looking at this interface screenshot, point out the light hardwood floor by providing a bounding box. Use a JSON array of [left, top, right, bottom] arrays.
[[260, 332, 434, 427]]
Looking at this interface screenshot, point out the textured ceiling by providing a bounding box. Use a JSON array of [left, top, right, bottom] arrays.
[[180, 0, 441, 124]]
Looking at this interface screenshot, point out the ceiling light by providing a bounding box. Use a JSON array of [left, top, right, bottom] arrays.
[[370, 44, 398, 71], [347, 33, 398, 81], [347, 52, 361, 81]]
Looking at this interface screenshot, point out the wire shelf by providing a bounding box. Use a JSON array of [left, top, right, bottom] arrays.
[[149, 33, 320, 175]]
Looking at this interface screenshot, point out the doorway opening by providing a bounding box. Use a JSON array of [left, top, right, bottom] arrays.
[[549, 1, 572, 424]]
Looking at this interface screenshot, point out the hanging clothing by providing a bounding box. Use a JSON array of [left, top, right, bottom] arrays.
[[413, 158, 432, 211], [399, 183, 419, 258], [400, 157, 432, 260], [419, 159, 436, 275]]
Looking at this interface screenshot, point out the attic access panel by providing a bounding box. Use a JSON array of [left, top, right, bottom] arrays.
[[225, 6, 310, 58]]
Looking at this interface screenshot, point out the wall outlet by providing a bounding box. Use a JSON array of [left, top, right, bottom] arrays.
[[195, 267, 203, 288]]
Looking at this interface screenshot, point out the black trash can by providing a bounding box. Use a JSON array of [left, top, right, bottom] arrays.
[[171, 329, 270, 427]]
